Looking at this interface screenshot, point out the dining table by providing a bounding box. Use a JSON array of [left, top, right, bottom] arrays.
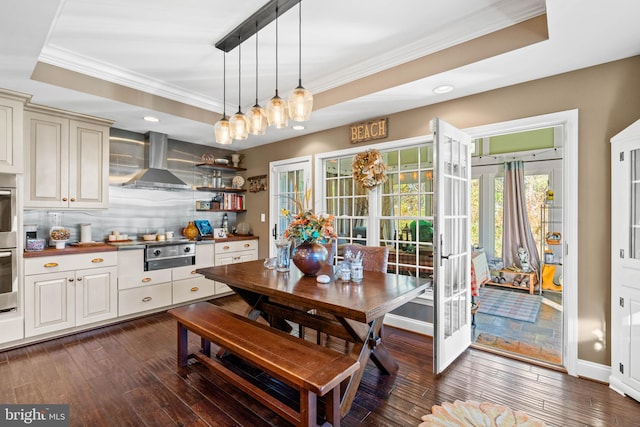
[[196, 259, 430, 417]]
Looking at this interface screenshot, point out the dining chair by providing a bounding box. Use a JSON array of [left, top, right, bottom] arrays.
[[342, 244, 389, 273]]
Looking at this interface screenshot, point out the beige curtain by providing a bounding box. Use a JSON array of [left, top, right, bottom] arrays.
[[502, 161, 540, 274]]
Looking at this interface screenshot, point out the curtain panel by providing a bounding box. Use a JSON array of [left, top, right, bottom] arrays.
[[502, 160, 540, 275]]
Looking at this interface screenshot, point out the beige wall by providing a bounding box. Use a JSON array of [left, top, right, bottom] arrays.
[[239, 55, 640, 366]]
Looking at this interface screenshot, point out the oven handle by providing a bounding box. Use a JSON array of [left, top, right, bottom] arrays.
[[0, 190, 11, 196], [0, 251, 12, 258]]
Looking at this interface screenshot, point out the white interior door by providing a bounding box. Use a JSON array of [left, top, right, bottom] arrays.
[[269, 157, 311, 256], [432, 118, 472, 374]]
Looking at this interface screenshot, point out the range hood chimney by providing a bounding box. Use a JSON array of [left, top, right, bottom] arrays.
[[123, 131, 190, 190]]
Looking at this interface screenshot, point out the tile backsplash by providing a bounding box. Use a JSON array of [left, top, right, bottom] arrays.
[[23, 186, 235, 243]]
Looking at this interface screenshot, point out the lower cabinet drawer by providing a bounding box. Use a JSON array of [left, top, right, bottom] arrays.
[[173, 277, 215, 304], [118, 282, 172, 316], [118, 269, 172, 290]]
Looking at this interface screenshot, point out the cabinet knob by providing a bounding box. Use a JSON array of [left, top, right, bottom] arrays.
[[68, 278, 74, 282], [141, 296, 152, 302], [223, 245, 230, 250], [141, 277, 151, 283], [70, 198, 76, 202], [77, 277, 82, 281], [91, 258, 104, 263], [62, 197, 68, 202], [244, 243, 250, 248], [190, 287, 199, 292], [44, 262, 59, 268]]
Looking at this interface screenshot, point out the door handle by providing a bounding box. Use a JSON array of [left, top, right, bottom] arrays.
[[441, 253, 453, 260]]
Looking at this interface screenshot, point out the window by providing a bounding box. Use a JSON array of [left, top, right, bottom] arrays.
[[324, 156, 368, 246], [320, 140, 434, 278], [473, 163, 559, 259]]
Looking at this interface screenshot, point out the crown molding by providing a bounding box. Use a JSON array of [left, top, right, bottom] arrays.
[[38, 44, 223, 112]]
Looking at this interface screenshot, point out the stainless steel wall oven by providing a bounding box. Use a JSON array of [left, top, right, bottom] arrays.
[[0, 174, 17, 313]]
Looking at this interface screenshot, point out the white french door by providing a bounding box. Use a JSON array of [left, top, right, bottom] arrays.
[[433, 118, 472, 374], [269, 156, 312, 256]]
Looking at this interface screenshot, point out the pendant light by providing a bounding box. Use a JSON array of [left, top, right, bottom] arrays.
[[214, 52, 232, 145], [229, 37, 249, 140], [288, 1, 313, 122], [247, 22, 268, 135], [266, 2, 289, 128]]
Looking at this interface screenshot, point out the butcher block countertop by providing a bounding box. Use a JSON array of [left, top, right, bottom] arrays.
[[23, 235, 258, 258], [24, 243, 118, 258], [199, 234, 257, 243]]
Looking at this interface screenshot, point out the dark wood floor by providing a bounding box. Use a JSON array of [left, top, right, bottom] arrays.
[[1, 295, 638, 426]]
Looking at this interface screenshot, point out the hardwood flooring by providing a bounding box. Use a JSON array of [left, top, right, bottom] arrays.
[[1, 295, 638, 426]]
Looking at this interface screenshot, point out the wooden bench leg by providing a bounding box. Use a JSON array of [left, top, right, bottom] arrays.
[[177, 322, 188, 367], [201, 337, 211, 357], [299, 389, 317, 427], [325, 387, 341, 427]]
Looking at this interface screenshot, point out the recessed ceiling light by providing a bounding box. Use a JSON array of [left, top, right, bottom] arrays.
[[143, 116, 159, 123], [433, 85, 454, 94], [292, 125, 305, 130]]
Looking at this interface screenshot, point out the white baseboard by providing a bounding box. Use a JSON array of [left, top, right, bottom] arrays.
[[384, 314, 433, 336], [576, 359, 610, 383]]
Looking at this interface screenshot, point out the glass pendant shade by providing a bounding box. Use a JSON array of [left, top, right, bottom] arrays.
[[214, 117, 232, 145], [267, 94, 289, 128], [288, 85, 313, 122], [229, 111, 249, 140], [247, 104, 268, 135]]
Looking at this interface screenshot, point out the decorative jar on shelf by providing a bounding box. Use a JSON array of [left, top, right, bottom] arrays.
[[182, 221, 199, 240]]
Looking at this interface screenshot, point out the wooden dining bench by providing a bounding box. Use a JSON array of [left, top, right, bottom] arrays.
[[168, 302, 360, 427]]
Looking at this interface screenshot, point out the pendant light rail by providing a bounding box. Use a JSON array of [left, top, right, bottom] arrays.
[[215, 0, 301, 52]]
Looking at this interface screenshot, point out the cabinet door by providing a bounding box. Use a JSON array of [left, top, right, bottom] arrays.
[[68, 120, 109, 209], [25, 271, 75, 337], [24, 111, 70, 208], [239, 250, 258, 263], [76, 266, 117, 326], [622, 293, 640, 399], [0, 95, 24, 173]]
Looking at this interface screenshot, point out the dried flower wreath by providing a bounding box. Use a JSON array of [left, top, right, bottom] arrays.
[[352, 149, 389, 190]]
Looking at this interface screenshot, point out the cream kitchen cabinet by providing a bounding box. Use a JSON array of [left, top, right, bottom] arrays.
[[0, 89, 29, 174], [214, 239, 258, 294], [24, 252, 118, 337], [24, 105, 112, 209], [117, 249, 172, 316], [172, 243, 215, 304], [610, 119, 640, 402]]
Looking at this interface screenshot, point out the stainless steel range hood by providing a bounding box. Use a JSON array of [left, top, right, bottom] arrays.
[[123, 131, 190, 190]]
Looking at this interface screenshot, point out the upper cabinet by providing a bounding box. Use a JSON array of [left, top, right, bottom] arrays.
[[24, 105, 112, 209], [0, 89, 31, 174]]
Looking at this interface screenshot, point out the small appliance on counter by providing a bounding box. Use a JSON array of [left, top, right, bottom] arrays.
[[49, 226, 70, 249], [48, 212, 70, 249], [80, 223, 92, 243]]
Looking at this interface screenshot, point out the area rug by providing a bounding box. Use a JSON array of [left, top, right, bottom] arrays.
[[419, 400, 547, 426], [477, 287, 542, 323]]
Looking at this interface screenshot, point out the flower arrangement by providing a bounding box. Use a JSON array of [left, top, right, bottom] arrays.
[[281, 187, 336, 243], [352, 149, 389, 189]]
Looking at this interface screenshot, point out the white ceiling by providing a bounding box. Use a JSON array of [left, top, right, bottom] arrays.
[[1, 0, 639, 150]]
